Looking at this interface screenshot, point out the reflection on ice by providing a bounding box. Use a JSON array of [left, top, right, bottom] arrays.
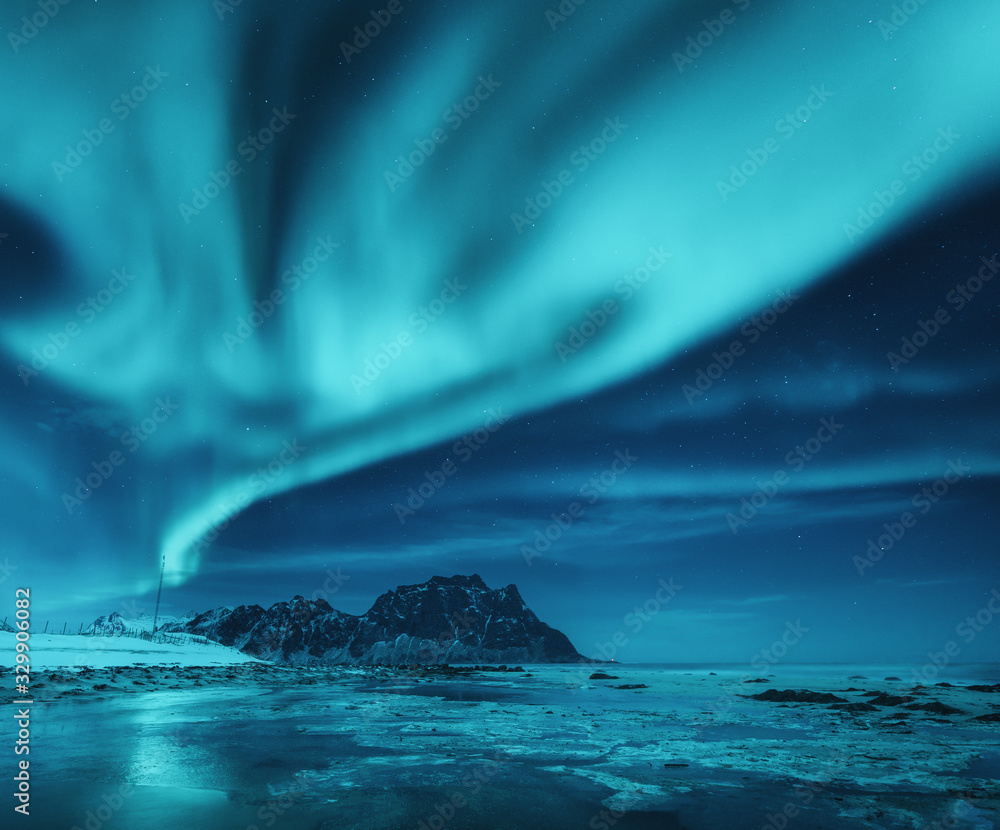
[[22, 663, 1000, 829]]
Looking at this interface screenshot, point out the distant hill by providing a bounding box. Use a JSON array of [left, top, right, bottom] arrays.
[[160, 574, 588, 665], [85, 610, 193, 636]]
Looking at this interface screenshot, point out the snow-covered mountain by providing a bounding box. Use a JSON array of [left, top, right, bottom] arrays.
[[85, 610, 194, 636], [162, 574, 587, 665]]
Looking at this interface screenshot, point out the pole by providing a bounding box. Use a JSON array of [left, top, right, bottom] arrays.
[[152, 554, 165, 638]]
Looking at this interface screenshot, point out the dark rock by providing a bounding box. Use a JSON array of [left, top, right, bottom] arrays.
[[848, 675, 867, 680], [750, 689, 848, 704], [613, 684, 648, 690], [743, 677, 770, 683], [868, 694, 915, 707], [907, 701, 964, 715], [972, 713, 1000, 723], [160, 574, 588, 665], [590, 672, 620, 680], [967, 684, 1000, 693], [164, 603, 267, 648], [885, 676, 903, 681]]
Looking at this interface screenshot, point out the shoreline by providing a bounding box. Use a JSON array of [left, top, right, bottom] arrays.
[[8, 663, 999, 828]]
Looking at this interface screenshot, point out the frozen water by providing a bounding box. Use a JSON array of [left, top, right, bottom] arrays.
[[6, 658, 997, 829]]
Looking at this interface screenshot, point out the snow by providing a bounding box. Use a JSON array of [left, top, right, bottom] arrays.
[[85, 610, 194, 635], [0, 631, 262, 668]]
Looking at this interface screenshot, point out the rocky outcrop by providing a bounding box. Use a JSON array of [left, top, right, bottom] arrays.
[[162, 574, 587, 665], [750, 689, 848, 704]]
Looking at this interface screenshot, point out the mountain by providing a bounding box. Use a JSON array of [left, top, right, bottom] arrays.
[[179, 604, 266, 647], [85, 609, 193, 636], [157, 574, 587, 665]]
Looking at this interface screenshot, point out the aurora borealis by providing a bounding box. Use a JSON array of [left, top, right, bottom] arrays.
[[2, 0, 998, 663]]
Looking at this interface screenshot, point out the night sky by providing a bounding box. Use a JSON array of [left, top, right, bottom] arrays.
[[2, 0, 997, 664]]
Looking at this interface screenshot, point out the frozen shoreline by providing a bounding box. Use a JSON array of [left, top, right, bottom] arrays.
[[7, 661, 998, 829]]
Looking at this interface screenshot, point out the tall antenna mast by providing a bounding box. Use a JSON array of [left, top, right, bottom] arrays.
[[152, 555, 165, 637]]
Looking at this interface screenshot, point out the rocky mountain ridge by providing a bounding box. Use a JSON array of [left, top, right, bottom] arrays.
[[156, 574, 587, 665]]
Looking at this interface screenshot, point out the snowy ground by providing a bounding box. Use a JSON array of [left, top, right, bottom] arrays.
[[2, 654, 997, 829], [0, 630, 261, 668]]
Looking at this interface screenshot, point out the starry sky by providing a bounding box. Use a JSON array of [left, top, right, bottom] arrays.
[[1, 0, 998, 663]]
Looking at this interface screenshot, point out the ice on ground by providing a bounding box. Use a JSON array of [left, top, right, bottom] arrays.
[[8, 658, 999, 829]]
